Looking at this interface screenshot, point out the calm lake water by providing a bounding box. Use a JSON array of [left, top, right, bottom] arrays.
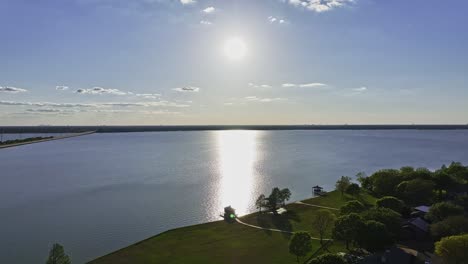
[[1, 130, 468, 263]]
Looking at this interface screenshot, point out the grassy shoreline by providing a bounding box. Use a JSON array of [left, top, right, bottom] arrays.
[[89, 191, 377, 264], [0, 131, 95, 149]]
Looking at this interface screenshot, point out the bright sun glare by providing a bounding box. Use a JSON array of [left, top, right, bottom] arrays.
[[223, 37, 247, 61]]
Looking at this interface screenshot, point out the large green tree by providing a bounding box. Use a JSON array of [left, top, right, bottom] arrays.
[[46, 243, 71, 264], [369, 169, 402, 196], [289, 232, 312, 263], [362, 208, 401, 237], [279, 188, 291, 206], [345, 183, 360, 197], [435, 234, 468, 264], [357, 221, 393, 252], [311, 209, 336, 245], [333, 213, 365, 250], [376, 196, 405, 214], [396, 179, 435, 205]]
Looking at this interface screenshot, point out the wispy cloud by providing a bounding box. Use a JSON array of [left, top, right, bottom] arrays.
[[287, 0, 354, 13], [135, 93, 161, 99], [281, 82, 327, 88], [0, 100, 189, 108], [75, 87, 128, 95], [248, 83, 272, 89], [56, 85, 69, 91], [244, 96, 285, 103], [172, 86, 200, 92], [0, 86, 27, 93], [200, 20, 212, 25], [202, 6, 215, 14], [0, 100, 95, 108], [352, 86, 368, 92]]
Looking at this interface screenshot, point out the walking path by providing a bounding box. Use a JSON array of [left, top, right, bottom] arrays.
[[295, 201, 339, 211], [235, 218, 333, 241], [0, 131, 96, 149]]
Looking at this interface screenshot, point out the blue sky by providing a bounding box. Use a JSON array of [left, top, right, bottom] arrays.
[[1, 0, 467, 125]]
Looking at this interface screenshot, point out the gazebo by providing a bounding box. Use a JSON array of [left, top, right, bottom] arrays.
[[313, 185, 324, 194]]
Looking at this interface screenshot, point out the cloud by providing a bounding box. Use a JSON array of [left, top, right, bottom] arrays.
[[244, 96, 285, 103], [287, 0, 354, 13], [135, 93, 161, 99], [299, 83, 327, 88], [56, 85, 69, 91], [268, 16, 287, 24], [180, 0, 196, 5], [352, 86, 368, 92], [172, 86, 200, 92], [0, 86, 27, 93], [0, 100, 189, 108], [248, 83, 272, 89], [202, 6, 215, 13], [282, 82, 327, 88], [200, 20, 212, 25], [75, 87, 128, 95]]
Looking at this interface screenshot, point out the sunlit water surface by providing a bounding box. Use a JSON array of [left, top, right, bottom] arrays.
[[1, 130, 468, 263]]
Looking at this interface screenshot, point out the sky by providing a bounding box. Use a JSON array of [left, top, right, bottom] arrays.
[[1, 0, 467, 125]]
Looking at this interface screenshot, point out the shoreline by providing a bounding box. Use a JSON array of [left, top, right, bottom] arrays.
[[0, 131, 96, 149], [1, 124, 468, 134]]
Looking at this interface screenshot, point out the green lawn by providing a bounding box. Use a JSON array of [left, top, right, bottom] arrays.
[[89, 191, 374, 264]]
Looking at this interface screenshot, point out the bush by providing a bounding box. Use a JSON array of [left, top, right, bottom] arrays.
[[435, 234, 468, 264], [376, 196, 405, 213], [430, 216, 468, 240], [309, 253, 346, 264], [427, 202, 464, 222], [346, 183, 360, 196]]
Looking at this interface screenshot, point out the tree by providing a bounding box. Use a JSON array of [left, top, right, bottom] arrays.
[[333, 213, 365, 250], [265, 187, 282, 213], [362, 208, 401, 237], [357, 221, 393, 252], [289, 232, 312, 263], [279, 188, 292, 206], [309, 253, 346, 264], [435, 234, 468, 264], [356, 172, 372, 191], [396, 179, 435, 205], [345, 183, 360, 197], [433, 171, 456, 196], [376, 196, 405, 214], [335, 176, 352, 196], [430, 216, 468, 240], [340, 200, 366, 215], [427, 202, 464, 222], [46, 243, 71, 264], [312, 209, 336, 245], [369, 169, 402, 196], [255, 194, 265, 213]]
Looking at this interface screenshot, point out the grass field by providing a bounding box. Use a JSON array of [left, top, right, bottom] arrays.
[[89, 191, 376, 264]]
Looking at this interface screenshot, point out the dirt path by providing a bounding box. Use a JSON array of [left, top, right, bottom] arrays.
[[294, 201, 339, 211], [235, 218, 332, 241]]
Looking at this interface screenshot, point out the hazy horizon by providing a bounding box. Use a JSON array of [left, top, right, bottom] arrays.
[[1, 0, 468, 125]]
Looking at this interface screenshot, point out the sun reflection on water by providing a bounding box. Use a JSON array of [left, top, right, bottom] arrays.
[[216, 130, 260, 216]]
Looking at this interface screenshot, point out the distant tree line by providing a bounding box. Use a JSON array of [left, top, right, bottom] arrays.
[[0, 136, 53, 146]]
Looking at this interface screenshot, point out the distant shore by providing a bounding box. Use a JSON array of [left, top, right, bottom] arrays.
[[0, 131, 95, 149], [1, 124, 468, 134]]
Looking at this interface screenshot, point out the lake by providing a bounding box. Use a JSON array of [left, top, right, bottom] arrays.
[[1, 130, 468, 263]]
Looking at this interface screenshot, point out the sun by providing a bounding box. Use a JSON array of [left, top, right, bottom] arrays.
[[223, 37, 247, 61]]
